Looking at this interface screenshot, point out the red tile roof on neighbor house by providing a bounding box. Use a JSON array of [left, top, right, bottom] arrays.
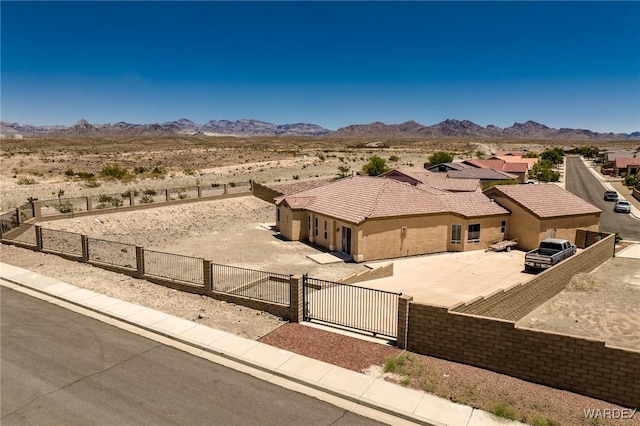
[[484, 184, 601, 218], [275, 176, 509, 224], [614, 158, 640, 169], [463, 159, 528, 174]]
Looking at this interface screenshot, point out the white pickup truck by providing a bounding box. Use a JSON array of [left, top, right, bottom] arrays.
[[524, 238, 577, 273]]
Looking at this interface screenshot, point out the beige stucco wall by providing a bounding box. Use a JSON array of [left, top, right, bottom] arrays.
[[487, 192, 600, 251], [276, 205, 308, 241]]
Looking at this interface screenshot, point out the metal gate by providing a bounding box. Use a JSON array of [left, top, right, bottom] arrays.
[[302, 274, 401, 339]]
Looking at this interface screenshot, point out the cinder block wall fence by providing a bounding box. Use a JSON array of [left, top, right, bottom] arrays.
[[403, 235, 640, 408]]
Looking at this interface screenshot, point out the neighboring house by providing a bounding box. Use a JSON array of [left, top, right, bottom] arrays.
[[484, 184, 601, 251], [605, 150, 640, 162], [463, 159, 529, 183], [381, 168, 481, 192], [613, 158, 640, 177], [446, 168, 519, 187], [425, 162, 473, 173], [252, 178, 335, 203], [275, 176, 510, 262]]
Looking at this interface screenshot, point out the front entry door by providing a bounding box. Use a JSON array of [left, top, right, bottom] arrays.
[[341, 226, 352, 255]]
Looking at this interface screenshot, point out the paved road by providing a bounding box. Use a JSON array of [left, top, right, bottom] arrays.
[[565, 156, 640, 241], [0, 287, 385, 426]]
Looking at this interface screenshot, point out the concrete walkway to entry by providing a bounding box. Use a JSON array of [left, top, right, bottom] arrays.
[[364, 250, 530, 307], [0, 262, 523, 426]]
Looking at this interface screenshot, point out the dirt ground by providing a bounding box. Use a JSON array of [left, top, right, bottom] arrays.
[[519, 256, 640, 351], [34, 195, 367, 280]]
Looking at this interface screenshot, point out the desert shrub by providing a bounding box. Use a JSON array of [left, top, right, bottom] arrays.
[[624, 175, 638, 187], [151, 165, 165, 176], [383, 354, 408, 373], [427, 151, 454, 166], [54, 201, 74, 213], [65, 168, 75, 176], [490, 402, 518, 420], [121, 189, 139, 198], [84, 178, 101, 188], [76, 172, 95, 180], [139, 195, 154, 204], [17, 177, 37, 185], [183, 168, 197, 176], [523, 151, 539, 158], [142, 188, 157, 196], [211, 183, 221, 188], [228, 182, 237, 187], [96, 194, 123, 209], [317, 153, 326, 161], [177, 192, 189, 200], [389, 155, 400, 162], [292, 175, 300, 180], [362, 155, 389, 176], [337, 165, 350, 178], [100, 164, 129, 180], [133, 166, 147, 174]]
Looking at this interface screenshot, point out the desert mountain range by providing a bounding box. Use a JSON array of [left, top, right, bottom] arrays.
[[1, 118, 638, 140]]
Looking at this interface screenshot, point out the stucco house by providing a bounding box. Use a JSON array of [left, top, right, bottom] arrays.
[[462, 159, 529, 183], [613, 158, 640, 177], [275, 176, 510, 262], [483, 184, 601, 250]]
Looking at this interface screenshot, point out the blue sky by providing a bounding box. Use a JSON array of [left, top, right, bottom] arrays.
[[2, 1, 639, 132]]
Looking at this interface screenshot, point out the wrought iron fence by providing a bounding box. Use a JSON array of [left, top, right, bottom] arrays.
[[18, 203, 35, 221], [1, 219, 20, 235], [1, 223, 36, 246], [226, 181, 251, 194], [303, 275, 401, 338], [199, 184, 226, 198], [211, 263, 291, 305], [41, 228, 83, 256], [87, 237, 137, 270], [143, 249, 204, 286]]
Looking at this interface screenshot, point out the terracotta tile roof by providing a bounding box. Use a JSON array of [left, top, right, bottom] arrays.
[[448, 169, 518, 180], [496, 151, 526, 156], [417, 177, 481, 192], [502, 162, 529, 173], [275, 176, 508, 224], [426, 162, 473, 172], [268, 178, 335, 196], [614, 158, 640, 168], [381, 167, 434, 184], [490, 156, 538, 168], [485, 184, 601, 218]]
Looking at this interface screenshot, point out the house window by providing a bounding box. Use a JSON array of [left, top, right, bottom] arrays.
[[468, 224, 480, 243], [315, 217, 319, 236], [500, 220, 506, 234], [451, 224, 462, 244], [323, 220, 328, 239], [277, 208, 280, 222], [308, 215, 311, 230]]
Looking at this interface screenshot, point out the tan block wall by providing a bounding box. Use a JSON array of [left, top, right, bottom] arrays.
[[339, 263, 394, 284], [251, 181, 282, 203], [406, 304, 640, 408], [452, 234, 615, 320]]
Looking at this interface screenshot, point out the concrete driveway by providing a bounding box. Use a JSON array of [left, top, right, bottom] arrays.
[[362, 249, 531, 308]]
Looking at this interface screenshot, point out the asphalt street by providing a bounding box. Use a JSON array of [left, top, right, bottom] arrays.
[[565, 156, 640, 241], [0, 286, 385, 426]]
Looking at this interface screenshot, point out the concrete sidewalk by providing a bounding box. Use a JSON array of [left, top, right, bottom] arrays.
[[0, 262, 522, 426]]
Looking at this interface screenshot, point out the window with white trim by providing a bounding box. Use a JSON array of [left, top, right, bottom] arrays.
[[467, 223, 480, 243], [451, 224, 462, 244], [500, 220, 506, 234]]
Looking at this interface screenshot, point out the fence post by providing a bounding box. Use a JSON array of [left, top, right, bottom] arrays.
[[197, 186, 203, 198], [203, 259, 213, 293], [86, 196, 93, 212], [35, 226, 43, 250], [129, 191, 136, 207], [81, 235, 89, 262], [289, 275, 304, 322], [165, 189, 171, 202], [15, 209, 21, 226], [33, 201, 42, 219], [135, 246, 145, 278], [396, 295, 413, 350], [223, 183, 228, 195], [249, 180, 254, 192]]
